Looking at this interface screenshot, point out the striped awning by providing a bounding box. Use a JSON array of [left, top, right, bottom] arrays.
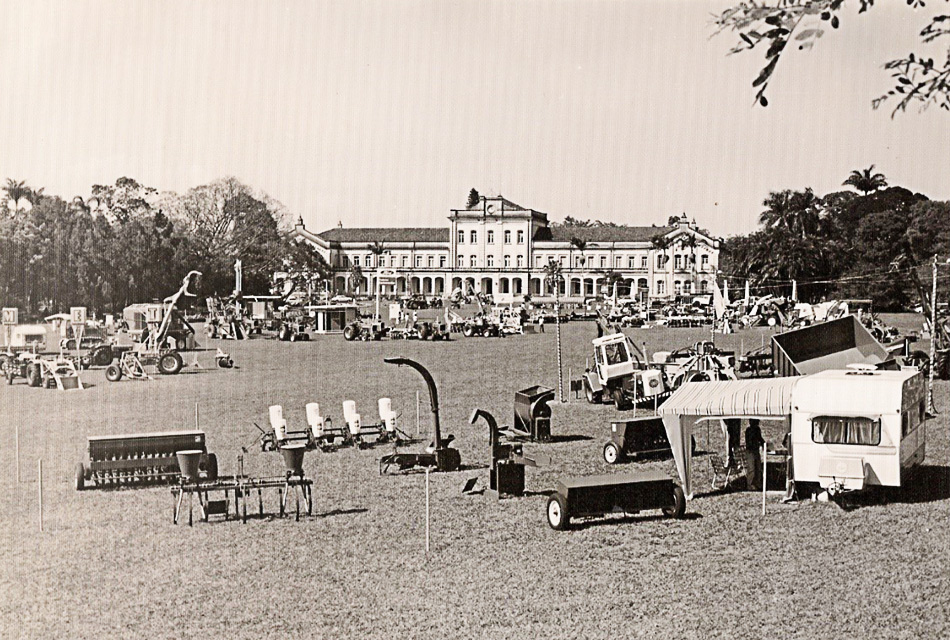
[[657, 377, 799, 418]]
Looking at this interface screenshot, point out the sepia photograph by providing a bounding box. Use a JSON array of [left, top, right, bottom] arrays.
[[1, 1, 948, 638]]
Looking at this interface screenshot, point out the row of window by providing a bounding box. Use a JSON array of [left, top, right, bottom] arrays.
[[458, 229, 525, 245], [347, 252, 712, 271]]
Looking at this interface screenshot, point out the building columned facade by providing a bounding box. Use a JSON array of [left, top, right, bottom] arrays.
[[290, 195, 720, 302]]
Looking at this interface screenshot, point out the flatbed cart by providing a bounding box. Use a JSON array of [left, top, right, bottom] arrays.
[[546, 470, 686, 530]]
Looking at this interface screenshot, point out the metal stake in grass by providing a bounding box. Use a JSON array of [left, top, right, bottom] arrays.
[[15, 423, 19, 484], [425, 467, 430, 555], [38, 459, 43, 533]]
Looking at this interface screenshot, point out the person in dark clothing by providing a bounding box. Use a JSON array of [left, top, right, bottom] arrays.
[[724, 418, 742, 468], [745, 419, 765, 490]]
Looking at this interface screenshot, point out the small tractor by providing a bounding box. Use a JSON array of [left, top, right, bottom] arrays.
[[581, 314, 672, 410], [107, 271, 203, 381]]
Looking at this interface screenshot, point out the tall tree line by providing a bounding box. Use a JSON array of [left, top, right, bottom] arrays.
[[0, 176, 322, 318], [721, 168, 949, 310]]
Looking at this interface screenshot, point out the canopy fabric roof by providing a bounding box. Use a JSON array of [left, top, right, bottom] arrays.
[[657, 377, 799, 419], [658, 377, 799, 499]]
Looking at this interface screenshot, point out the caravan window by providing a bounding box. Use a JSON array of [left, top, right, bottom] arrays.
[[811, 416, 881, 446]]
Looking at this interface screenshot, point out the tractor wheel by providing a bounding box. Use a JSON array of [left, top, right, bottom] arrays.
[[92, 345, 114, 367], [418, 324, 431, 340], [158, 351, 184, 375], [662, 485, 687, 519], [105, 364, 123, 382], [343, 323, 359, 341], [27, 363, 42, 387], [546, 494, 570, 530], [583, 379, 602, 404], [289, 332, 298, 342], [216, 356, 233, 369], [685, 370, 711, 384], [611, 388, 630, 411], [462, 324, 475, 338], [301, 333, 311, 341], [75, 463, 86, 491], [603, 442, 622, 465]]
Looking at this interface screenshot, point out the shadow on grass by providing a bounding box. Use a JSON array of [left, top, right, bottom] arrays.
[[547, 434, 593, 443], [313, 507, 368, 519], [833, 465, 950, 511], [569, 511, 703, 530]]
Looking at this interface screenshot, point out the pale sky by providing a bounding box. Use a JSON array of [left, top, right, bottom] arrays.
[[1, 0, 947, 237]]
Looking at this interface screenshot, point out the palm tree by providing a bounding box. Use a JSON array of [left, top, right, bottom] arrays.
[[759, 189, 821, 239], [543, 260, 565, 402], [651, 234, 672, 299], [570, 237, 589, 267], [348, 263, 364, 295], [4, 178, 33, 213], [679, 234, 698, 294], [843, 165, 888, 195]]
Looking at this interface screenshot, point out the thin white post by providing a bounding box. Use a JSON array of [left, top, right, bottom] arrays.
[[761, 443, 767, 516], [38, 459, 44, 532], [15, 423, 20, 484], [416, 390, 421, 436], [568, 367, 572, 402], [928, 256, 937, 414], [424, 467, 430, 555], [195, 402, 199, 429]]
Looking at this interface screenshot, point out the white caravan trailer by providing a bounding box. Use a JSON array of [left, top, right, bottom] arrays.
[[789, 367, 926, 494], [657, 367, 928, 498]]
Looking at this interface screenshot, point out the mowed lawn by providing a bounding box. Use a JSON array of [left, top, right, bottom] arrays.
[[1, 317, 948, 640]]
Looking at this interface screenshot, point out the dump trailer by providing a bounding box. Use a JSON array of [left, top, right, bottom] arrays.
[[771, 315, 893, 377], [75, 430, 218, 490]]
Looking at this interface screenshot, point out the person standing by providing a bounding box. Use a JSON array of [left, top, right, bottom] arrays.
[[724, 418, 742, 468], [745, 419, 765, 490]]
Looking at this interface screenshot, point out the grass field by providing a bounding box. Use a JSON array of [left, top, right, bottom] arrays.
[[1, 316, 948, 639]]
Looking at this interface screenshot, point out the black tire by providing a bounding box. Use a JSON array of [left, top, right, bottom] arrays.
[[462, 324, 475, 338], [216, 357, 234, 369], [547, 494, 570, 530], [289, 332, 298, 342], [418, 324, 431, 340], [343, 324, 359, 341], [278, 325, 291, 341], [75, 463, 86, 491], [301, 333, 310, 341], [27, 363, 42, 387], [92, 345, 114, 366], [105, 364, 123, 382], [662, 485, 686, 519], [157, 351, 184, 375], [611, 388, 630, 411], [603, 442, 622, 465], [583, 378, 602, 404], [203, 453, 218, 482]]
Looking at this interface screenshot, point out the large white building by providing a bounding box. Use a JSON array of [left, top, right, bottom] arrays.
[[290, 195, 720, 302]]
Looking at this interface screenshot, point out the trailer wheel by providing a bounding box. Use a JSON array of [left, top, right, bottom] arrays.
[[343, 324, 359, 341], [547, 494, 570, 530], [603, 442, 622, 465], [216, 356, 233, 369], [158, 351, 184, 375], [75, 463, 86, 490], [611, 388, 630, 411], [105, 364, 123, 382], [662, 485, 686, 519]]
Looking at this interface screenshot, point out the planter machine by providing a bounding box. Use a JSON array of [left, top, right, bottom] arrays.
[[2, 351, 84, 389], [75, 429, 218, 490], [379, 357, 461, 474], [258, 399, 409, 453]]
